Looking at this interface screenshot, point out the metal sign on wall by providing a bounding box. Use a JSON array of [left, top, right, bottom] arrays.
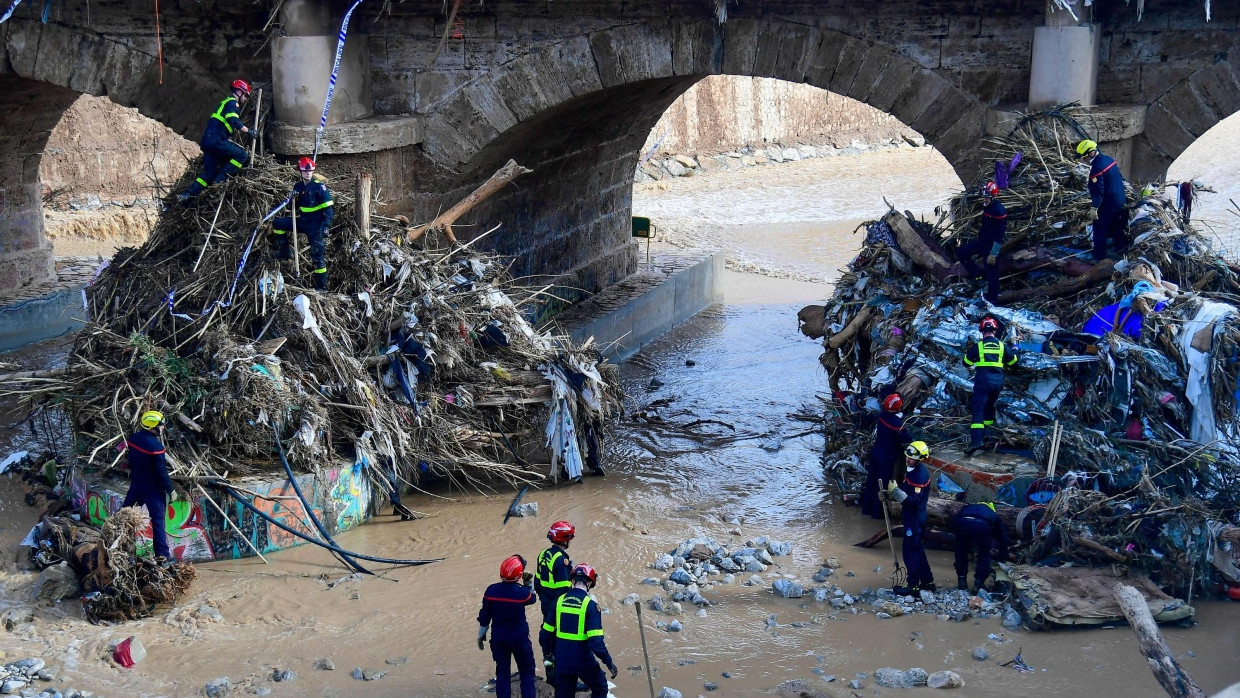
[[632, 216, 653, 238]]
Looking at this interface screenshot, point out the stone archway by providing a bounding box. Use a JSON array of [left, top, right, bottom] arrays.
[[418, 18, 990, 294], [1131, 55, 1240, 183]]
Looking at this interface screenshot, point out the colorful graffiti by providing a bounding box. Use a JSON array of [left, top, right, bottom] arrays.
[[330, 463, 370, 531], [68, 465, 378, 562]]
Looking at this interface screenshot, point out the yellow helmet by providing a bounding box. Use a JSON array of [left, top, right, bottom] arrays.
[[1075, 139, 1098, 156], [140, 410, 165, 429], [905, 441, 930, 461]]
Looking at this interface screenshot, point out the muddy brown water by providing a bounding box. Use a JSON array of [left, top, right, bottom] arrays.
[[2, 152, 1239, 696]]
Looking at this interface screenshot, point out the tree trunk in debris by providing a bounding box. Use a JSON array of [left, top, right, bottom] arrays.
[[999, 258, 1116, 305], [356, 173, 372, 241], [1113, 584, 1207, 698], [884, 211, 954, 277], [827, 307, 872, 350], [406, 160, 532, 244]]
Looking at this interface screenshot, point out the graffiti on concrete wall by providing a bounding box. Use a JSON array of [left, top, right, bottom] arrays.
[[68, 465, 376, 563]]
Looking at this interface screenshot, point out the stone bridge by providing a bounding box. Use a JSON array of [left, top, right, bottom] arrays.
[[1, 0, 1235, 306]]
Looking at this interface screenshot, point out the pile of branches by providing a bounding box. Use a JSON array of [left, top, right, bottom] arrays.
[[5, 156, 621, 497], [803, 106, 1240, 590]]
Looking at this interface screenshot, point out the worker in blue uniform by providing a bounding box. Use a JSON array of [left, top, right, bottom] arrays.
[[535, 520, 575, 682], [963, 317, 1018, 455], [955, 181, 1007, 304], [122, 411, 175, 564], [888, 441, 935, 595], [547, 564, 618, 698], [952, 501, 1011, 594], [1078, 139, 1130, 260], [271, 157, 335, 290], [178, 79, 253, 203], [477, 555, 538, 698], [861, 393, 912, 519]]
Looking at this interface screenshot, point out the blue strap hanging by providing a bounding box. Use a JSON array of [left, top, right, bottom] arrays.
[[313, 0, 365, 160]]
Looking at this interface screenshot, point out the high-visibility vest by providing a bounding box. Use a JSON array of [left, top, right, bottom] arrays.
[[553, 593, 603, 641], [971, 340, 1006, 368], [210, 97, 240, 134], [537, 549, 571, 589]]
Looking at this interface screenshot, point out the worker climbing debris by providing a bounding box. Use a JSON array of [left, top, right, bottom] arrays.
[[270, 157, 334, 290], [861, 393, 912, 520], [1078, 139, 1131, 261], [963, 317, 1018, 455], [809, 105, 1240, 607], [178, 79, 253, 204], [954, 181, 1007, 304]]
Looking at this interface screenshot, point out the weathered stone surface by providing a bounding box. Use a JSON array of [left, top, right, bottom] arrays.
[[272, 115, 421, 156], [928, 670, 964, 689]]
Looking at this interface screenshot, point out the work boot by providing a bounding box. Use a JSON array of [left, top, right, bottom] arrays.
[[312, 270, 328, 291], [543, 660, 555, 684], [921, 582, 937, 592], [957, 576, 969, 591], [892, 585, 916, 596]]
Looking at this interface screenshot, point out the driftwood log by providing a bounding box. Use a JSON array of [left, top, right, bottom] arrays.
[[1113, 584, 1206, 698], [797, 305, 827, 339], [999, 258, 1116, 304], [884, 211, 954, 277], [406, 160, 532, 244], [827, 307, 873, 350]]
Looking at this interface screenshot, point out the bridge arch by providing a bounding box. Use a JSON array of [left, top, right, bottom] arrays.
[[0, 15, 265, 290], [424, 18, 990, 294], [1133, 54, 1240, 183]]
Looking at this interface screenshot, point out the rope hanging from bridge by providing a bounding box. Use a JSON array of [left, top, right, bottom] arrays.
[[313, 0, 366, 160]]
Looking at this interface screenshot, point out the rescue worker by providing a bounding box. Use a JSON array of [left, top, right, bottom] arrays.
[[271, 157, 335, 290], [477, 555, 538, 698], [1077, 140, 1130, 261], [861, 393, 912, 520], [955, 181, 1007, 305], [122, 411, 175, 564], [952, 501, 1011, 594], [963, 317, 1018, 455], [888, 441, 935, 595], [547, 564, 618, 698], [535, 520, 575, 681], [178, 80, 253, 203]]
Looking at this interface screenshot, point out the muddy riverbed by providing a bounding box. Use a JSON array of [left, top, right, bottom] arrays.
[[2, 149, 1239, 696]]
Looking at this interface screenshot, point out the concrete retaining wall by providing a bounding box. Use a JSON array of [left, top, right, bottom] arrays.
[[561, 252, 723, 362], [0, 284, 85, 352]]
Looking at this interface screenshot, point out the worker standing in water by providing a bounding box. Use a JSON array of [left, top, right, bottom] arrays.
[[888, 441, 935, 595], [477, 555, 538, 698]]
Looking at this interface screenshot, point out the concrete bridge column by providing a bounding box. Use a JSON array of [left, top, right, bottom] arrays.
[[1028, 1, 1099, 109], [272, 0, 373, 130]]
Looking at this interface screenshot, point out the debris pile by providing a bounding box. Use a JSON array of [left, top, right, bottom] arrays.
[[804, 106, 1240, 595], [6, 157, 622, 497], [15, 456, 195, 624]]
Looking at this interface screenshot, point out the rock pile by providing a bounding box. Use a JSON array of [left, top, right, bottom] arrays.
[[635, 137, 926, 183]]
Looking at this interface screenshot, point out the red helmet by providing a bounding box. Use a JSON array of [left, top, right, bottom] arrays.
[[980, 317, 1000, 333], [981, 181, 999, 197], [882, 393, 903, 413], [570, 564, 598, 588], [231, 79, 252, 96], [547, 520, 575, 545], [297, 157, 316, 172], [500, 554, 526, 582]]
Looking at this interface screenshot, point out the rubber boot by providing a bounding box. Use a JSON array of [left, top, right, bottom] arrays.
[[957, 576, 969, 591], [273, 233, 292, 261], [312, 270, 328, 291]]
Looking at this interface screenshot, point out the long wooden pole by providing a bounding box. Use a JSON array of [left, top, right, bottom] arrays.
[[1113, 584, 1205, 698], [356, 172, 372, 241], [634, 602, 656, 698], [291, 194, 300, 276], [249, 88, 262, 161]]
